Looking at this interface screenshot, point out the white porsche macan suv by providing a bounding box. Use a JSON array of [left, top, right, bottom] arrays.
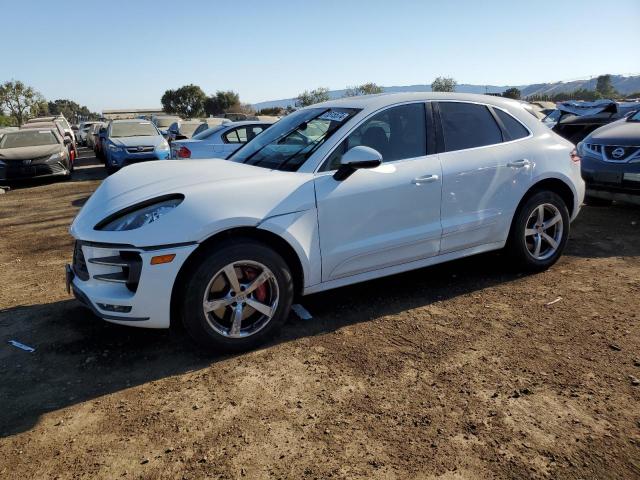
[[67, 93, 585, 351]]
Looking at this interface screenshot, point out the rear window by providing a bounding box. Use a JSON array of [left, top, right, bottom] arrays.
[[439, 102, 502, 152], [0, 130, 59, 148], [495, 109, 529, 140], [193, 125, 225, 140]]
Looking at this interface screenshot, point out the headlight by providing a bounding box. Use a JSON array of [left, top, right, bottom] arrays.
[[96, 196, 184, 231], [108, 143, 122, 152], [48, 151, 64, 161], [157, 139, 169, 150]]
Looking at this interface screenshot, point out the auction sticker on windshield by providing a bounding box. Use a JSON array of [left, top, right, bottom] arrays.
[[318, 111, 350, 122]]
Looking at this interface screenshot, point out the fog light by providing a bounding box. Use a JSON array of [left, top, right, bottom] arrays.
[[96, 303, 132, 313], [150, 253, 176, 265]]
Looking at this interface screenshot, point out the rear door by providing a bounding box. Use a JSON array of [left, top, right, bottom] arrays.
[[435, 101, 533, 253]]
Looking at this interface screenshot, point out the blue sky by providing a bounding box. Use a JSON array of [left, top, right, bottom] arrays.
[[3, 0, 639, 112]]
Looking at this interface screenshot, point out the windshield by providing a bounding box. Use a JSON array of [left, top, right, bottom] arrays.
[[192, 125, 226, 140], [155, 117, 179, 128], [230, 108, 360, 171], [111, 122, 158, 137], [0, 130, 59, 148]]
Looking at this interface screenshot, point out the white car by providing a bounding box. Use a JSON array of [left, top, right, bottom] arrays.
[[170, 121, 273, 159], [67, 93, 585, 352]]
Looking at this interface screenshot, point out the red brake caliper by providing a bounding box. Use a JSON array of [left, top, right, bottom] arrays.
[[244, 267, 267, 302]]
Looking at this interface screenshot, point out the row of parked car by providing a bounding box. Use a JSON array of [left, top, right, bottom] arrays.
[[86, 114, 277, 174]]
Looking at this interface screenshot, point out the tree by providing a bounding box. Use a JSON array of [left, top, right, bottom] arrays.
[[0, 80, 45, 126], [295, 87, 330, 107], [431, 76, 457, 93], [161, 84, 207, 118], [502, 87, 521, 100], [595, 74, 617, 98], [204, 90, 241, 116], [344, 82, 384, 97]]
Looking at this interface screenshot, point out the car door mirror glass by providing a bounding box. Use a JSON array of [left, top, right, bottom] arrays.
[[334, 146, 382, 181]]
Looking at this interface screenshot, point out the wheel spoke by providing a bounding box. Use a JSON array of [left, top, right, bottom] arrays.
[[525, 228, 537, 237], [537, 205, 545, 224], [543, 213, 561, 229], [244, 271, 271, 295], [203, 298, 231, 312], [245, 298, 274, 317], [542, 232, 558, 250], [533, 234, 542, 257], [224, 264, 241, 293], [229, 303, 243, 336]]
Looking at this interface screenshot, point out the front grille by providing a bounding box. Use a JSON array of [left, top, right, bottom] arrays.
[[89, 250, 143, 292], [125, 146, 154, 154], [72, 242, 90, 281], [603, 145, 640, 162]]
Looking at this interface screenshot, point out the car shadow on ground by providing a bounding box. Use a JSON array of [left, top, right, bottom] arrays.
[[0, 251, 523, 437]]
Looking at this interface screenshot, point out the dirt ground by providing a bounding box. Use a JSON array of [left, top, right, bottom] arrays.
[[0, 149, 639, 479]]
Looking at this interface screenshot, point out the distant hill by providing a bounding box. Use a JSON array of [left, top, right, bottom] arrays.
[[252, 74, 640, 110]]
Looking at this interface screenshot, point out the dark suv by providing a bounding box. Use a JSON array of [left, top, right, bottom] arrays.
[[579, 110, 640, 205]]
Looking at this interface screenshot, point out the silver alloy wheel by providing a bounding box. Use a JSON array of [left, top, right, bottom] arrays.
[[524, 203, 564, 261], [202, 260, 279, 339]]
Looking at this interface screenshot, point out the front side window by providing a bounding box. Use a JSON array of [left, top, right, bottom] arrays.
[[438, 102, 502, 152], [322, 103, 427, 171], [110, 122, 159, 137], [230, 107, 360, 171]]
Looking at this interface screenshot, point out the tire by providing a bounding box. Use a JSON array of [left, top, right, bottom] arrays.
[[584, 195, 612, 207], [506, 190, 570, 272], [105, 165, 118, 175], [181, 238, 294, 353]]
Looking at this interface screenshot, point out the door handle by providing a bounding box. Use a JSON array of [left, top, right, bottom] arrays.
[[412, 174, 439, 185], [507, 159, 531, 168]]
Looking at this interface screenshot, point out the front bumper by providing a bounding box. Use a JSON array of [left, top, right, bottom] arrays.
[[0, 157, 69, 181], [107, 149, 170, 168], [67, 241, 197, 328], [581, 153, 640, 196]]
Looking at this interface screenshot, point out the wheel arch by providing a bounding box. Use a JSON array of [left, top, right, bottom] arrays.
[[169, 226, 305, 328], [517, 177, 576, 220]]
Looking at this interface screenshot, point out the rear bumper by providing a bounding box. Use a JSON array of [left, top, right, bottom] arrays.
[[67, 241, 197, 328]]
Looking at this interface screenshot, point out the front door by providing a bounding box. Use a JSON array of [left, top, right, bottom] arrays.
[[314, 103, 442, 281]]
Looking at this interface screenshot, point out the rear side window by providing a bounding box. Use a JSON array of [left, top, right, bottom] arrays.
[[438, 102, 502, 152], [495, 109, 529, 140]]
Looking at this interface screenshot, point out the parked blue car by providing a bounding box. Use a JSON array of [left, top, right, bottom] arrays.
[[104, 120, 170, 174]]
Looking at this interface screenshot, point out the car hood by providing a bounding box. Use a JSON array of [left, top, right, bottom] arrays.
[[110, 135, 164, 147], [585, 119, 640, 146], [70, 159, 316, 247], [0, 144, 62, 160]]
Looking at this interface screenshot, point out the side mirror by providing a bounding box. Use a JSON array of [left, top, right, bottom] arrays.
[[333, 145, 382, 181], [64, 137, 71, 145]]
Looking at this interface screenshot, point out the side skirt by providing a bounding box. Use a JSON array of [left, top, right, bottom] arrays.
[[302, 241, 505, 296]]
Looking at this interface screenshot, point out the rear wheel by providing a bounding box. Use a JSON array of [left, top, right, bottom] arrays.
[[181, 239, 294, 352], [506, 191, 570, 272]]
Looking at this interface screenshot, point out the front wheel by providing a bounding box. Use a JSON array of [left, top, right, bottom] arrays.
[[506, 191, 570, 272], [181, 239, 294, 352]]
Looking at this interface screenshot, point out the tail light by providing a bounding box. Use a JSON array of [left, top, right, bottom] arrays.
[[176, 146, 191, 158], [570, 148, 580, 164]]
